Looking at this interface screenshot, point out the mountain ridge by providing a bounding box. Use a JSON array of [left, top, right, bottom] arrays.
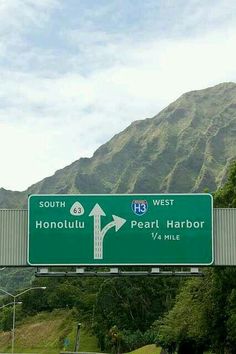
[[1, 82, 236, 208]]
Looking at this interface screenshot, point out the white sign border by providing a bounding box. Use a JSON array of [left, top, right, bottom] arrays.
[[27, 193, 214, 267]]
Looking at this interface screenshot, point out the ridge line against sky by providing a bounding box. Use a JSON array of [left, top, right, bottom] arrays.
[[0, 0, 236, 191]]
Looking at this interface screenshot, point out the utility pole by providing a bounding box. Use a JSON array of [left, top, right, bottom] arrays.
[[74, 322, 81, 353], [0, 286, 46, 354]]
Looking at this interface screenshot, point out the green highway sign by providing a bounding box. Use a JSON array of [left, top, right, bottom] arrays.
[[28, 194, 213, 266]]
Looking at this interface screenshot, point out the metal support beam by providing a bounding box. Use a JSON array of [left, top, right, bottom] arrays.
[[35, 267, 203, 277]]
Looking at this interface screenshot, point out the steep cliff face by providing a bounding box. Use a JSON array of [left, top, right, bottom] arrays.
[[1, 82, 236, 208]]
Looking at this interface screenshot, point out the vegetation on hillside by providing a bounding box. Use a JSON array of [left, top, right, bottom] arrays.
[[214, 161, 236, 208], [0, 275, 179, 353], [125, 344, 161, 354], [91, 277, 179, 352], [0, 309, 99, 353]]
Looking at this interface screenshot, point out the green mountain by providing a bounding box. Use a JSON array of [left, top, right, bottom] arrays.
[[1, 82, 236, 208]]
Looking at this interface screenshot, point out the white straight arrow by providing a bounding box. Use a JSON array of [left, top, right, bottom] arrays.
[[89, 204, 126, 260], [89, 204, 105, 259], [89, 203, 105, 234]]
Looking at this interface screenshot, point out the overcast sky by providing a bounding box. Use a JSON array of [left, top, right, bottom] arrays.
[[0, 0, 236, 191]]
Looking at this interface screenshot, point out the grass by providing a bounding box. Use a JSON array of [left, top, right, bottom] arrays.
[[0, 310, 161, 354], [0, 309, 99, 354], [125, 344, 161, 354]]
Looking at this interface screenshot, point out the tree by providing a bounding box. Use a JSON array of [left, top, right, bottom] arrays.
[[214, 161, 236, 207], [92, 276, 179, 351], [154, 273, 213, 354]]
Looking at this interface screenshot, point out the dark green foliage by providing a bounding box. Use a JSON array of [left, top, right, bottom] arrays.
[[155, 268, 236, 353], [20, 277, 103, 320], [95, 277, 178, 331], [103, 326, 155, 353], [0, 307, 13, 331], [92, 277, 179, 351], [0, 305, 23, 331], [154, 273, 213, 353], [214, 161, 236, 207], [226, 288, 236, 351]]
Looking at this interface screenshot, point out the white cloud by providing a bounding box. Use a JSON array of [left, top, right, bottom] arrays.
[[0, 121, 57, 191], [1, 1, 236, 190], [0, 0, 60, 65], [0, 0, 58, 32]]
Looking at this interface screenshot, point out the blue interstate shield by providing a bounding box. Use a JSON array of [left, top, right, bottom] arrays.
[[131, 200, 148, 216]]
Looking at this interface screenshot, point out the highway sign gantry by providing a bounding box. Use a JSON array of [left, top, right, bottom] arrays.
[[28, 194, 213, 266]]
